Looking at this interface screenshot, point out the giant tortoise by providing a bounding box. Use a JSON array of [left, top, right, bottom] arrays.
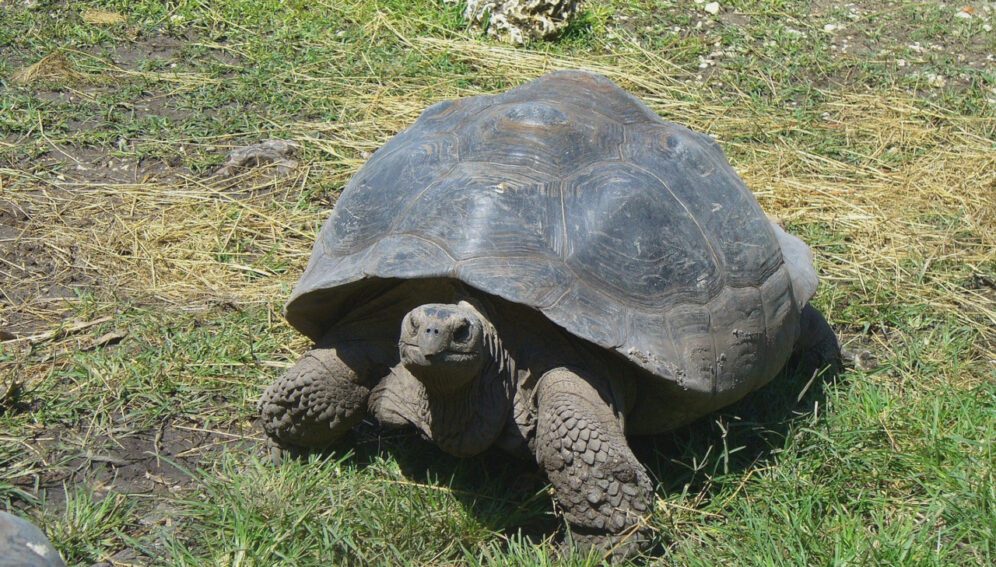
[[259, 70, 839, 557]]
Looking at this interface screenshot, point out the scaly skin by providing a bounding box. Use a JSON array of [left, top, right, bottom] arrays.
[[258, 347, 371, 452], [536, 368, 653, 559], [261, 300, 655, 558]]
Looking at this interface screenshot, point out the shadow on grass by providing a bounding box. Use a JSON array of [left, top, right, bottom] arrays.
[[634, 351, 842, 496], [347, 424, 558, 542]]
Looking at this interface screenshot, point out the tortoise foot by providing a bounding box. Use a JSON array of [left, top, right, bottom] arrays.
[[259, 347, 370, 450]]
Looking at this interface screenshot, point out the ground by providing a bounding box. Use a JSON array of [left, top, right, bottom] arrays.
[[0, 1, 993, 565]]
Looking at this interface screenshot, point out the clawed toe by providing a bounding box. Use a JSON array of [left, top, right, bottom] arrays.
[[264, 438, 311, 465], [561, 526, 651, 563]]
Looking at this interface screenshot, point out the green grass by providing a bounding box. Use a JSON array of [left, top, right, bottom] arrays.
[[1, 1, 993, 565]]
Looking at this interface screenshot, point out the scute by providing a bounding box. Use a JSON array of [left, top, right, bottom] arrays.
[[457, 255, 573, 309], [500, 70, 661, 125], [286, 70, 804, 402], [563, 162, 719, 307], [622, 123, 782, 285], [326, 133, 459, 255], [458, 101, 623, 176], [392, 161, 562, 260]]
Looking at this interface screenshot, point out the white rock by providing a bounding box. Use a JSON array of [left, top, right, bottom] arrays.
[[823, 23, 838, 32], [463, 0, 583, 44], [954, 10, 972, 20], [704, 2, 720, 15]]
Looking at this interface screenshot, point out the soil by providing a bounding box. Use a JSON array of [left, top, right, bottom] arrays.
[[0, 27, 250, 337], [809, 0, 994, 88], [618, 1, 993, 92], [21, 422, 252, 506], [10, 421, 257, 564]]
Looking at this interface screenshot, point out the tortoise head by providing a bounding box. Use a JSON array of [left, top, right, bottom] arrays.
[[399, 302, 488, 393]]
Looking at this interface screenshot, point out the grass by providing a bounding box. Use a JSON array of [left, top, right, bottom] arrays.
[[1, 0, 993, 565]]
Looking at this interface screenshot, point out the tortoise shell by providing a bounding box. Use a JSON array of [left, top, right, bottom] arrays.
[[286, 70, 809, 402]]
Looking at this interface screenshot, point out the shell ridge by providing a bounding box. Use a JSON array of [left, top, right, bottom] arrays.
[[531, 97, 637, 128], [459, 160, 557, 180], [382, 231, 459, 262]]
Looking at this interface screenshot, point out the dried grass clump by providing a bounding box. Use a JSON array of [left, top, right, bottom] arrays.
[[81, 9, 126, 26], [0, 173, 316, 312], [11, 52, 85, 86]]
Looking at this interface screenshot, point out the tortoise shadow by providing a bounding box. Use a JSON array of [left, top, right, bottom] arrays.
[[631, 351, 843, 497], [329, 349, 844, 552], [346, 424, 559, 541]]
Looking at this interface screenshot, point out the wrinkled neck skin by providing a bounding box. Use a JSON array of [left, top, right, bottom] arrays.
[[376, 296, 518, 458], [426, 306, 517, 457]]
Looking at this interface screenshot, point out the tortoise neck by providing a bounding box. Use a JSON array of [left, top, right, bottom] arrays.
[[421, 317, 516, 457]]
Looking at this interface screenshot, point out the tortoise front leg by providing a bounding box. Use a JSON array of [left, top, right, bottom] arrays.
[[258, 346, 372, 458], [536, 368, 653, 560]]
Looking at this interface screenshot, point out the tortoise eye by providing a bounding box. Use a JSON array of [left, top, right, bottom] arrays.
[[407, 316, 420, 333]]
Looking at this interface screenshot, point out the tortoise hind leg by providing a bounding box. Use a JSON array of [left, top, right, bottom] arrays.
[[795, 303, 841, 372], [535, 368, 653, 560], [259, 345, 372, 459]]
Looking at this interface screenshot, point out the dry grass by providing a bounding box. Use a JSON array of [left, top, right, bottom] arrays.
[[9, 52, 86, 86], [80, 10, 127, 26]]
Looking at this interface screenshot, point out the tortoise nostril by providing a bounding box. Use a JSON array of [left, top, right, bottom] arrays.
[[452, 319, 471, 342]]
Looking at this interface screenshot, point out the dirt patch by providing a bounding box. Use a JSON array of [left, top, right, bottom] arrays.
[[104, 34, 186, 69], [51, 424, 252, 502], [810, 0, 994, 86], [7, 420, 256, 564], [17, 145, 194, 185]]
